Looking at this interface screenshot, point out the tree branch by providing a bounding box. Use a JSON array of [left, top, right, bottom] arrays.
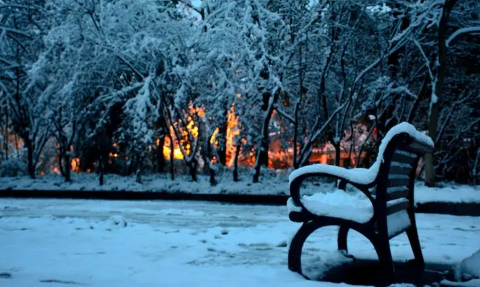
[[446, 26, 480, 47]]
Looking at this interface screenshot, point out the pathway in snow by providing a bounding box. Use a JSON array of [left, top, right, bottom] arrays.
[[1, 199, 479, 286]]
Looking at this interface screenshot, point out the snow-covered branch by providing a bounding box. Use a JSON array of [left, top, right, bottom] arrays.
[[447, 26, 480, 47]]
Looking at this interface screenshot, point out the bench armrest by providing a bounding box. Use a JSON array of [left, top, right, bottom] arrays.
[[289, 166, 375, 213]]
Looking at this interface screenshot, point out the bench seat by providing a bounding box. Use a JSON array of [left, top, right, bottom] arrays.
[[287, 192, 412, 238]]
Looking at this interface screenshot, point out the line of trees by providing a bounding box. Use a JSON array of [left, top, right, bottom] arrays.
[[1, 0, 479, 185]]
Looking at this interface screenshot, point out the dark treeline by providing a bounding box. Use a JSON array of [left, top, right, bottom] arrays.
[[0, 0, 479, 185]]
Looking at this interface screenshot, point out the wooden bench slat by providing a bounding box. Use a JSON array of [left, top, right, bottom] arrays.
[[386, 200, 410, 215], [405, 141, 434, 154], [386, 186, 409, 201], [386, 210, 412, 239], [388, 223, 411, 239], [389, 162, 412, 175], [392, 150, 417, 164], [387, 175, 410, 188]]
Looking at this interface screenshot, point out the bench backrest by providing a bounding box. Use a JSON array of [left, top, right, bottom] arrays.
[[374, 133, 433, 236]]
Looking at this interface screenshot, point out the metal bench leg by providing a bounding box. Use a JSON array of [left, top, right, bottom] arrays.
[[288, 222, 312, 274], [376, 240, 395, 277], [288, 221, 332, 277], [406, 226, 425, 268], [337, 226, 349, 253]]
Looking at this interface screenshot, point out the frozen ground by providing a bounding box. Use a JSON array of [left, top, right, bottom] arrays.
[[1, 173, 480, 205], [1, 199, 479, 286]]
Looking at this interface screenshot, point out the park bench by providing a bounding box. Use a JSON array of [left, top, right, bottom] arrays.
[[287, 122, 434, 280]]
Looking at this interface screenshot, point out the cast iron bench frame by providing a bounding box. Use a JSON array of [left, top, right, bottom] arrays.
[[288, 132, 434, 279]]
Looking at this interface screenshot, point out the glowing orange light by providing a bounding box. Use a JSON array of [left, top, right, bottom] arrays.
[[161, 102, 256, 167], [71, 158, 80, 172], [225, 104, 241, 166]]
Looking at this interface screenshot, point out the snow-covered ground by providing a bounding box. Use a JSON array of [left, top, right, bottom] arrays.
[[1, 199, 479, 286], [1, 173, 480, 205]]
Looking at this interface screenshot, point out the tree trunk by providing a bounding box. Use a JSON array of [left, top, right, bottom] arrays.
[[136, 167, 142, 183], [14, 134, 19, 158], [65, 152, 71, 182], [258, 137, 269, 164], [355, 123, 376, 168], [253, 141, 268, 183], [217, 112, 228, 166], [134, 152, 145, 184], [293, 101, 299, 169], [233, 144, 240, 182], [4, 108, 8, 160], [188, 160, 197, 182], [169, 134, 175, 180], [98, 158, 104, 186], [253, 92, 279, 183], [58, 149, 65, 176], [333, 142, 341, 167], [425, 0, 455, 187], [206, 136, 216, 186], [209, 166, 216, 185], [25, 137, 35, 179], [156, 136, 165, 173], [97, 140, 105, 186]]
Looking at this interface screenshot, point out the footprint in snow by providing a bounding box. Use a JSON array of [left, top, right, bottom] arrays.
[[276, 241, 288, 248], [0, 272, 12, 279], [39, 279, 84, 285], [238, 242, 274, 251]]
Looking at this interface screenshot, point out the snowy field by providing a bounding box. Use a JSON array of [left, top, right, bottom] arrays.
[[1, 173, 480, 205], [1, 199, 479, 286]]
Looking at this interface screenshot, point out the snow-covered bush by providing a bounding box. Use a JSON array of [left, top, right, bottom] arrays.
[[455, 249, 480, 282], [0, 158, 27, 177]]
